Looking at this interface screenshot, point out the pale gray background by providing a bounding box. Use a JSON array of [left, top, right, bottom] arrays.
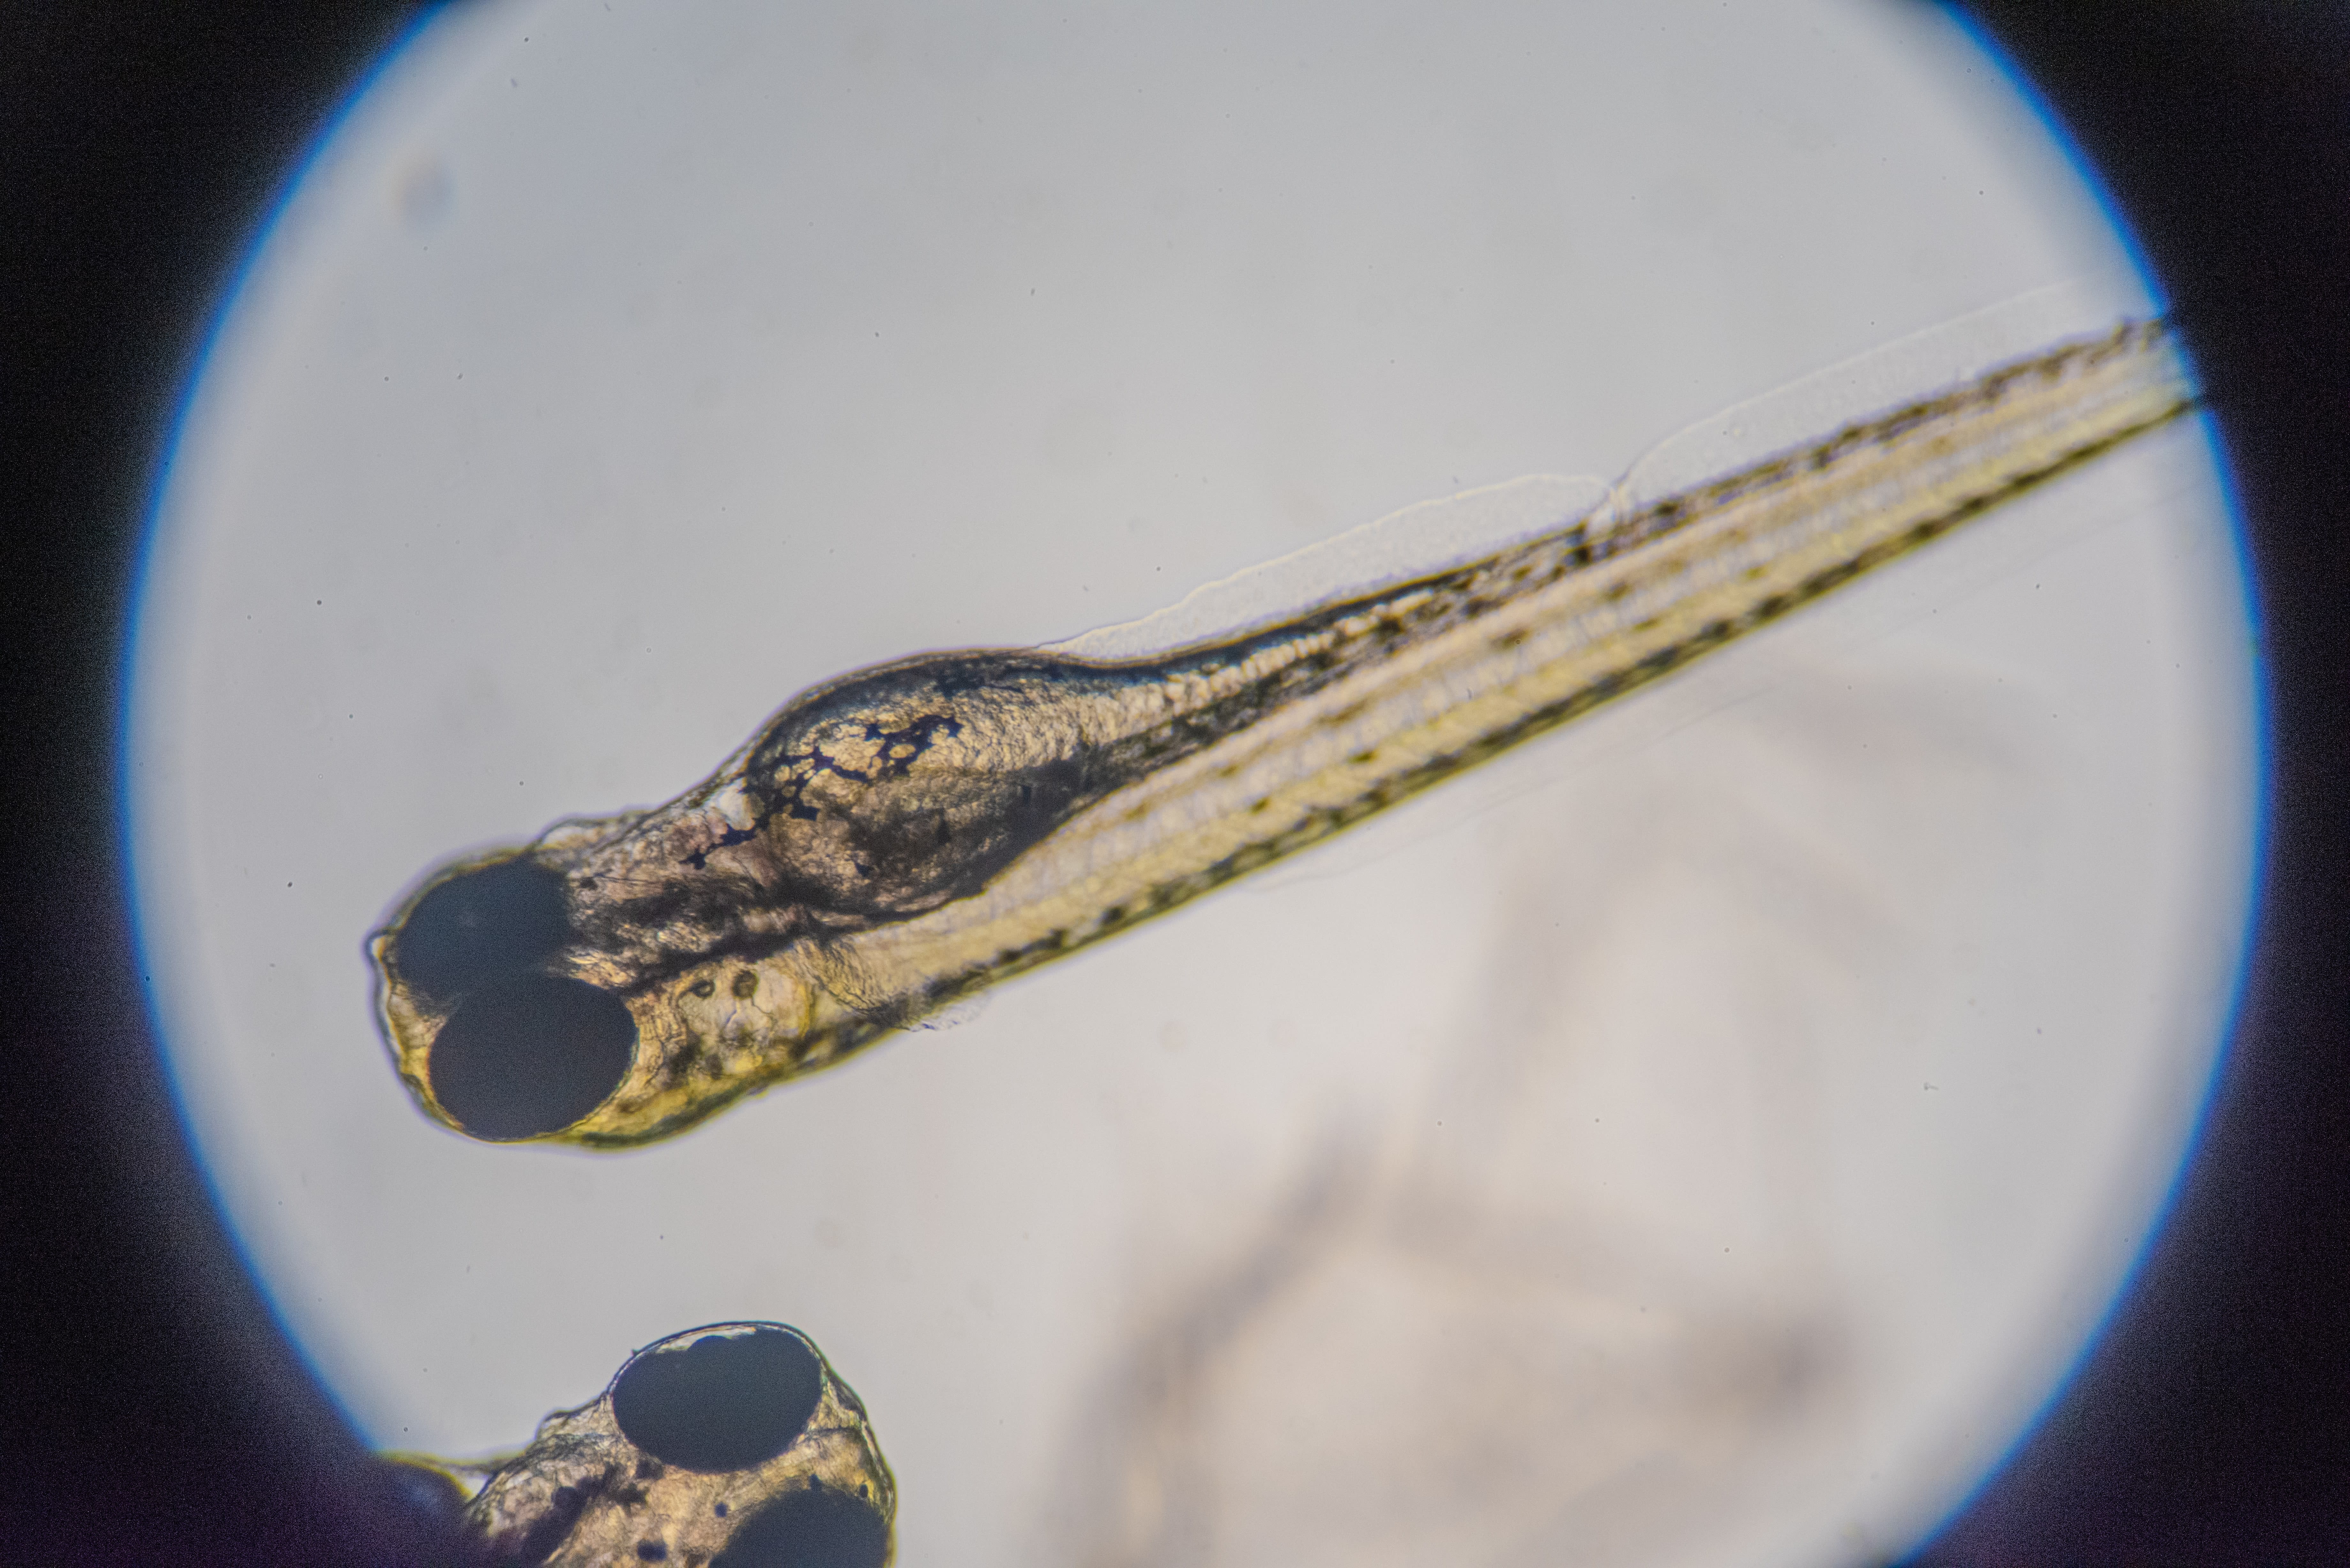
[[131, 3, 2257, 1565]]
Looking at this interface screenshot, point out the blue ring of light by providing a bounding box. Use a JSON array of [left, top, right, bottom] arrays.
[[117, 4, 461, 1438], [1912, 8, 2274, 1552]]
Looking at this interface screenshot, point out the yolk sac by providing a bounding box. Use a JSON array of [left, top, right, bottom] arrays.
[[709, 1487, 891, 1568], [425, 972, 637, 1141], [611, 1327, 825, 1474], [391, 856, 573, 1005]]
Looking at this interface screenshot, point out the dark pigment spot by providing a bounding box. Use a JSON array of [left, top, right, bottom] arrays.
[[427, 973, 636, 1141], [510, 1477, 599, 1566], [612, 1327, 823, 1473]]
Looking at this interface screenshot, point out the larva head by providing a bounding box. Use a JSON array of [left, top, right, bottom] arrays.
[[370, 851, 827, 1147], [448, 1322, 895, 1567]]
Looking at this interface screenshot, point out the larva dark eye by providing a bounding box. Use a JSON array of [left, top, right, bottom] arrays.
[[612, 1326, 824, 1473], [709, 1486, 891, 1568], [425, 972, 636, 1141], [391, 856, 572, 1005]]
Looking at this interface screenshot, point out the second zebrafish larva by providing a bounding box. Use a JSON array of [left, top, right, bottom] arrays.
[[383, 1322, 894, 1566], [368, 318, 2195, 1148]]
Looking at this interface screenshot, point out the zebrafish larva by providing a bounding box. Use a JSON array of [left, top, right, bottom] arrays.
[[368, 318, 2195, 1147], [383, 1321, 894, 1566]]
